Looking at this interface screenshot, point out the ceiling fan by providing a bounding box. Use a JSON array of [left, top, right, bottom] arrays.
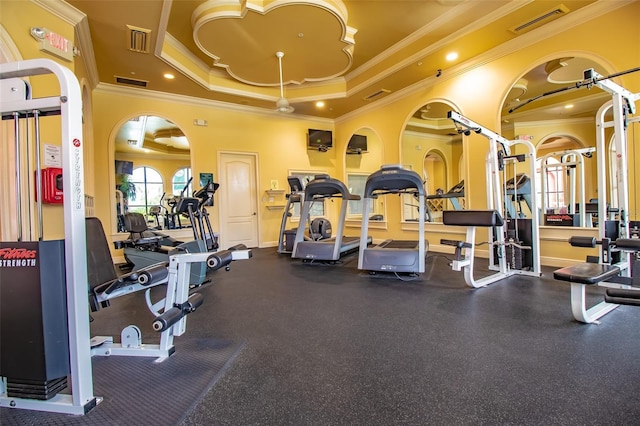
[[275, 51, 294, 113]]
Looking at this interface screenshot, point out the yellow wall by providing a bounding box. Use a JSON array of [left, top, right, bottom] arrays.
[[0, 1, 79, 240]]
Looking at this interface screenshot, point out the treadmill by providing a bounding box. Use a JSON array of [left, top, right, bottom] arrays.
[[425, 180, 464, 221], [292, 174, 371, 261], [358, 165, 428, 274], [277, 177, 305, 254], [504, 173, 532, 218]]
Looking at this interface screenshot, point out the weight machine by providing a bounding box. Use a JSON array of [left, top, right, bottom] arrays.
[[441, 111, 541, 287], [0, 58, 96, 414], [553, 69, 640, 323], [0, 59, 252, 416], [539, 147, 595, 227]]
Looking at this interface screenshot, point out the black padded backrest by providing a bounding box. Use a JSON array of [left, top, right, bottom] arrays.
[[443, 210, 504, 227], [86, 217, 118, 289], [122, 212, 148, 233]]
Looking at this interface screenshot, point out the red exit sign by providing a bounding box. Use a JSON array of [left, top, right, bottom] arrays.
[[30, 27, 76, 62]]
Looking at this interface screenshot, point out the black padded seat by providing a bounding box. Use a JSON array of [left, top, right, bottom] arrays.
[[442, 210, 504, 227], [553, 263, 620, 285]]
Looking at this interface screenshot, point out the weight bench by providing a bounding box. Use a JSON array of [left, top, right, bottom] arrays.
[[553, 236, 640, 323], [440, 210, 506, 288]]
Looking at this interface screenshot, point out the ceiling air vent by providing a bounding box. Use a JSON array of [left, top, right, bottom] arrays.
[[127, 25, 151, 53], [363, 88, 391, 102], [509, 4, 569, 34], [115, 76, 148, 88]]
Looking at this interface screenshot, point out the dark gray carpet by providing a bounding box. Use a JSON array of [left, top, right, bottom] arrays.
[[1, 312, 244, 426]]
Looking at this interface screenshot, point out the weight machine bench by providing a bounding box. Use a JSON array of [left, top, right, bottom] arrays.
[[440, 210, 507, 288], [554, 236, 640, 323]]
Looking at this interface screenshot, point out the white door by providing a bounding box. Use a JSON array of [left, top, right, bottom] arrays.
[[218, 152, 259, 248]]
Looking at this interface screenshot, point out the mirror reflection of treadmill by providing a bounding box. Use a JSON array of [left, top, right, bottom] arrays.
[[291, 175, 372, 262], [504, 174, 532, 218], [358, 165, 428, 274], [425, 180, 464, 221]]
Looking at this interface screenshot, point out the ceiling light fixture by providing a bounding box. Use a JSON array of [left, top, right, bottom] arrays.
[[275, 51, 294, 113], [446, 52, 458, 61], [163, 73, 175, 79]]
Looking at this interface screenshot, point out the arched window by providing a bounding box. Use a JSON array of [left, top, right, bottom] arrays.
[[129, 166, 164, 218], [172, 167, 192, 196]]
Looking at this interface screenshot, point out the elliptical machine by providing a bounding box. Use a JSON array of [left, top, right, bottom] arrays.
[[115, 181, 223, 286]]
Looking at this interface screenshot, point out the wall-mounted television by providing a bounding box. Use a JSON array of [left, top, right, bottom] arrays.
[[307, 129, 332, 151], [115, 160, 134, 175], [347, 134, 368, 154]]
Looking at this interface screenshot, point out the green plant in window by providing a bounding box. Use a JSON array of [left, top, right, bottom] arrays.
[[116, 173, 136, 200]]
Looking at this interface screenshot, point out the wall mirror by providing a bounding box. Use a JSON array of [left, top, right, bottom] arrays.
[[114, 115, 192, 231], [400, 101, 463, 223], [500, 56, 612, 228]]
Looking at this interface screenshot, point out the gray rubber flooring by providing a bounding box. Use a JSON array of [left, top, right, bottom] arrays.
[[179, 248, 640, 425]]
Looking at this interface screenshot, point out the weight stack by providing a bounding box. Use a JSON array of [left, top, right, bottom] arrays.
[[0, 240, 70, 400], [505, 242, 524, 270]]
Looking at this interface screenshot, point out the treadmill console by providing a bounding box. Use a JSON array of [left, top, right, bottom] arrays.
[[287, 176, 304, 192]]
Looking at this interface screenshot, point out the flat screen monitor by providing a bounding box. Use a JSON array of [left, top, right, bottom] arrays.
[[347, 134, 367, 154], [307, 129, 332, 151], [115, 160, 134, 175]]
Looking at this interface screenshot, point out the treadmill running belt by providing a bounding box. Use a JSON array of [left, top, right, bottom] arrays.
[[379, 240, 418, 249]]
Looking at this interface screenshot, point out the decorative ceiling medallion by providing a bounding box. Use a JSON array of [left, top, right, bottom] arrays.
[[192, 0, 356, 87]]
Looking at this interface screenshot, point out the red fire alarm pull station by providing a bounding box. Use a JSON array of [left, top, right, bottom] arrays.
[[35, 168, 64, 204]]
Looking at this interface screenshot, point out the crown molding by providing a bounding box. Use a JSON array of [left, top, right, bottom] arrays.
[[94, 82, 333, 124], [31, 0, 85, 25]]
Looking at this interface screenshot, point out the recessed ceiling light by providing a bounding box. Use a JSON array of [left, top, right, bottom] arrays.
[[163, 73, 175, 79], [565, 104, 574, 109], [446, 52, 458, 61], [316, 101, 325, 108]]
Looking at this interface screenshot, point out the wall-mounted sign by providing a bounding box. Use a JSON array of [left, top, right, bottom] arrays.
[[199, 173, 214, 186], [30, 27, 77, 62]]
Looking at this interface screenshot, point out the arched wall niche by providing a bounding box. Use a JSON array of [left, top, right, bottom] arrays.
[[499, 53, 615, 228], [108, 113, 193, 234], [400, 99, 463, 222]]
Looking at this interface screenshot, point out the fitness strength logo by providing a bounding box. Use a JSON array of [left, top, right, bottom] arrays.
[[0, 247, 37, 267]]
